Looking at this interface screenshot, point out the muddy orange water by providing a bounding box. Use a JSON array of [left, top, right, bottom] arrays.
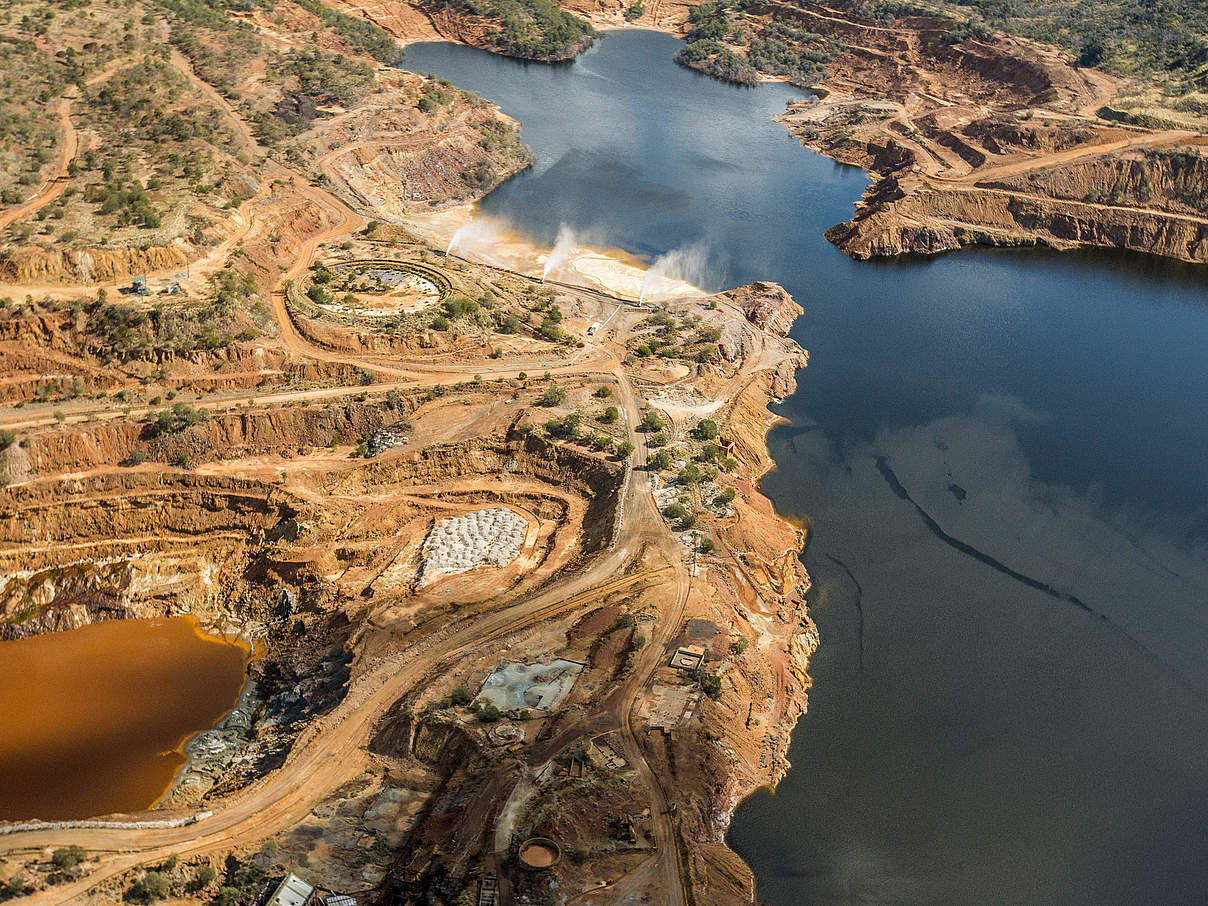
[[0, 617, 248, 822]]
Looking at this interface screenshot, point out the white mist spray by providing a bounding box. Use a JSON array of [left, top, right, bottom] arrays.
[[639, 241, 718, 302], [445, 219, 509, 267], [542, 224, 577, 282]]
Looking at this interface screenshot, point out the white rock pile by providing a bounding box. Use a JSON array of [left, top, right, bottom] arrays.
[[419, 507, 527, 584]]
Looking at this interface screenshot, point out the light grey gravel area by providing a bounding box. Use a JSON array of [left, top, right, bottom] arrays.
[[418, 507, 527, 584]]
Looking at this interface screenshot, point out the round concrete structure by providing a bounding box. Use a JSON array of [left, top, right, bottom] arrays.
[[518, 837, 561, 870]]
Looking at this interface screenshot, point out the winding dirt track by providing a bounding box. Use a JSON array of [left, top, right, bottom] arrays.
[[934, 127, 1198, 185], [1, 245, 696, 905], [0, 39, 703, 906], [7, 562, 661, 904], [0, 97, 76, 231], [0, 58, 131, 231]]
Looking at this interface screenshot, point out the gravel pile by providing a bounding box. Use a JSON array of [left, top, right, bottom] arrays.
[[419, 508, 527, 583], [367, 424, 409, 457]]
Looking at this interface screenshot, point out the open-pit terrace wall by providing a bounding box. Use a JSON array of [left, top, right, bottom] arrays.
[[0, 472, 294, 564], [0, 471, 299, 637], [2, 397, 424, 481], [360, 432, 625, 555]]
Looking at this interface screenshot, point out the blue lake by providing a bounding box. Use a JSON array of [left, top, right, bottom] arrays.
[[405, 30, 1208, 905]]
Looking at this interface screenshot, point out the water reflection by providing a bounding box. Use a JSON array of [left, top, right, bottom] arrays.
[[404, 31, 1208, 904]]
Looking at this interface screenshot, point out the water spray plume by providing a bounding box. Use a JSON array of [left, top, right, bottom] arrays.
[[445, 219, 510, 267], [542, 224, 577, 282], [639, 241, 718, 302]]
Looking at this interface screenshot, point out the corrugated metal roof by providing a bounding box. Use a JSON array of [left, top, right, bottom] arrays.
[[270, 874, 314, 906]]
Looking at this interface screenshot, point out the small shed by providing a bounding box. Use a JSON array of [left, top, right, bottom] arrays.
[[268, 874, 314, 906]]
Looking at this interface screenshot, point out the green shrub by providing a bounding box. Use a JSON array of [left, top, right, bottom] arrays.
[[128, 870, 170, 902], [647, 450, 672, 470], [477, 701, 502, 722], [149, 403, 208, 436], [52, 847, 86, 871], [639, 411, 664, 432], [691, 668, 722, 699]]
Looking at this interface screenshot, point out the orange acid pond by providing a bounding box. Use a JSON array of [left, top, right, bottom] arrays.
[[0, 617, 249, 822]]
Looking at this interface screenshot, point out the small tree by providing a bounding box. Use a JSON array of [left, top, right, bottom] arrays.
[[692, 418, 718, 440], [540, 386, 566, 406], [446, 685, 472, 707], [214, 886, 239, 906], [478, 702, 502, 723], [600, 406, 619, 424], [52, 846, 86, 871], [0, 428, 15, 449], [594, 386, 612, 398], [615, 440, 635, 458], [4, 876, 26, 897], [129, 870, 170, 902], [647, 450, 672, 470], [663, 502, 687, 520], [730, 636, 749, 655], [639, 411, 664, 432], [692, 669, 722, 699]]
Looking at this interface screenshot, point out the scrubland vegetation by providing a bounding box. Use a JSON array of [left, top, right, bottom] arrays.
[[422, 0, 594, 60], [676, 0, 842, 87]]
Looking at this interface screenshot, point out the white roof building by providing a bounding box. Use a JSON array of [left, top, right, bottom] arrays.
[[269, 874, 314, 906]]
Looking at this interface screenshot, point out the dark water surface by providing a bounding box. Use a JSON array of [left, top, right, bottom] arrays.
[[0, 617, 247, 821], [405, 31, 1208, 904]]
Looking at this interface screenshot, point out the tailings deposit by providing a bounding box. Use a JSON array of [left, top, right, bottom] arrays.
[[0, 617, 247, 822], [406, 31, 1208, 905]]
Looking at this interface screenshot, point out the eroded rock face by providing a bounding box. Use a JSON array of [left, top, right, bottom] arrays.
[[0, 244, 194, 286], [826, 177, 1208, 263], [0, 561, 134, 639], [727, 281, 803, 336]]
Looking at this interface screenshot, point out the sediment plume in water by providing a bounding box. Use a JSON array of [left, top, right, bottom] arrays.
[[0, 616, 248, 822]]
